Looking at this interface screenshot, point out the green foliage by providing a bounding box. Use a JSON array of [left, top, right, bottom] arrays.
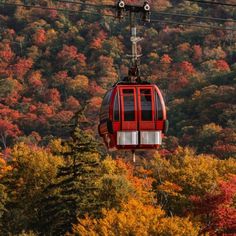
[[38, 123, 103, 235]]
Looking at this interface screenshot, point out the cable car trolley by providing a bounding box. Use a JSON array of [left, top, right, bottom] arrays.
[[98, 1, 168, 152]]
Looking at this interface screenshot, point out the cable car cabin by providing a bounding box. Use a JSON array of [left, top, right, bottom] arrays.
[[98, 83, 168, 151]]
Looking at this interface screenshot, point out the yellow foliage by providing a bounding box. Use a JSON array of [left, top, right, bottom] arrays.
[[101, 156, 117, 174], [48, 138, 70, 154], [68, 75, 89, 91], [152, 147, 236, 196], [46, 29, 58, 42], [9, 143, 63, 197], [202, 123, 222, 133]]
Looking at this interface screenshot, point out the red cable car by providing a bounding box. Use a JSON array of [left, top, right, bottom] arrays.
[[98, 82, 168, 151], [98, 1, 168, 152]]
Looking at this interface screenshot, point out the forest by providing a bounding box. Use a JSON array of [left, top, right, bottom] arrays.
[[0, 0, 235, 235]]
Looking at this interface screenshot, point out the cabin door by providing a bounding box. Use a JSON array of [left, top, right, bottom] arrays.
[[120, 88, 138, 130], [137, 87, 155, 130]]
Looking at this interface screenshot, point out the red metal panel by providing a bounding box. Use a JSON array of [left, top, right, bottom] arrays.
[[112, 122, 120, 132], [155, 120, 164, 130]]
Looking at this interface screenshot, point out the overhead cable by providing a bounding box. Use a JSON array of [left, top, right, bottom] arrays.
[[152, 11, 236, 23], [1, 1, 236, 31], [185, 0, 236, 7], [56, 0, 114, 9], [150, 19, 236, 31], [0, 2, 115, 17]]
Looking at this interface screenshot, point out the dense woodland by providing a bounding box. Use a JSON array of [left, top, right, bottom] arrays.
[[0, 0, 236, 235]]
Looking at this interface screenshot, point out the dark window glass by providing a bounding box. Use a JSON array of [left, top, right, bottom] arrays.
[[102, 90, 112, 107], [140, 89, 151, 95], [100, 90, 112, 120], [123, 89, 133, 94], [155, 91, 163, 120], [113, 93, 119, 121], [123, 89, 135, 121], [141, 92, 152, 121]]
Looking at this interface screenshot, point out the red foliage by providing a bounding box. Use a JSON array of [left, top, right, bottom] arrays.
[[0, 119, 21, 148], [51, 110, 74, 123], [57, 45, 79, 60], [168, 76, 189, 93], [190, 176, 236, 235], [193, 45, 202, 61], [0, 105, 21, 121], [90, 30, 107, 49], [0, 43, 14, 62], [14, 58, 33, 80], [49, 9, 58, 19], [57, 45, 86, 67], [215, 60, 230, 72], [29, 105, 37, 113], [47, 88, 61, 107], [66, 96, 80, 111], [30, 131, 42, 142], [179, 61, 195, 75], [4, 92, 21, 106], [53, 71, 70, 86], [90, 38, 103, 49], [88, 81, 106, 96], [76, 53, 86, 66]]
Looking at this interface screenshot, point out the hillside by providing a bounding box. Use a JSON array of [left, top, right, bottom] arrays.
[[0, 0, 235, 235]]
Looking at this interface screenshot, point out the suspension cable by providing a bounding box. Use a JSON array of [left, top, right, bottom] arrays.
[[185, 0, 236, 7], [150, 19, 236, 31], [0, 2, 116, 18], [56, 0, 114, 9], [1, 1, 236, 31], [152, 11, 236, 23]]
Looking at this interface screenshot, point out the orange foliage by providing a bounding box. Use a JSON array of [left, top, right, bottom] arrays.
[[28, 71, 43, 88], [193, 45, 202, 61], [73, 198, 199, 236], [33, 29, 46, 45], [160, 54, 172, 64]]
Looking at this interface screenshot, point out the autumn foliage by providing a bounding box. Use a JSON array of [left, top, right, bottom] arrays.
[[0, 0, 236, 235]]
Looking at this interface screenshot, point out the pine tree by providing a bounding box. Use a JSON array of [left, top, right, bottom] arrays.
[[38, 114, 103, 235]]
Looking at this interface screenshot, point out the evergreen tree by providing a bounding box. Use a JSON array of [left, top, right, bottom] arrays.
[[38, 114, 103, 235]]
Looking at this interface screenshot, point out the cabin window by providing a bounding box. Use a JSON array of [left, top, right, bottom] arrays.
[[100, 90, 112, 120], [140, 89, 152, 121], [123, 89, 135, 121], [113, 93, 119, 121], [101, 90, 112, 107], [155, 91, 163, 120]]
